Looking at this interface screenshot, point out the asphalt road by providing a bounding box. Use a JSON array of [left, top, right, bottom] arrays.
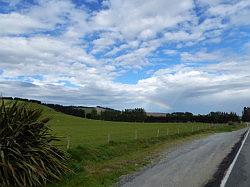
[[119, 129, 246, 187], [225, 129, 250, 187]]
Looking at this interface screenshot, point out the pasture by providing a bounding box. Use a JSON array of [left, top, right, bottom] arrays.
[[30, 102, 227, 149], [49, 114, 220, 149]]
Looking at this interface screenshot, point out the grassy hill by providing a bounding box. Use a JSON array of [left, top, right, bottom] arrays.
[[4, 100, 246, 187], [20, 101, 224, 149]]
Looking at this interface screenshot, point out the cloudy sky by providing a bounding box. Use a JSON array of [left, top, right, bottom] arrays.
[[0, 0, 250, 114]]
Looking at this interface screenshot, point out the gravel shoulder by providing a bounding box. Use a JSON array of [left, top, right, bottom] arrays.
[[119, 128, 247, 187]]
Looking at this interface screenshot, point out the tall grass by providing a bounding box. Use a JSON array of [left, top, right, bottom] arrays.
[[0, 100, 69, 186]]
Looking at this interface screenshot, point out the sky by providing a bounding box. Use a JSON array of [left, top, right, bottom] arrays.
[[0, 0, 250, 114]]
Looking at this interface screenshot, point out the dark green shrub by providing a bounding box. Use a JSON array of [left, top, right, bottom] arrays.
[[0, 100, 69, 186]]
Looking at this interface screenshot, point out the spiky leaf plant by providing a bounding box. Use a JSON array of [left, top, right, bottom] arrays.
[[0, 99, 69, 186]]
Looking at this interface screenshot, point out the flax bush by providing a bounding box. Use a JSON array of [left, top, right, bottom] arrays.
[[0, 100, 69, 186]]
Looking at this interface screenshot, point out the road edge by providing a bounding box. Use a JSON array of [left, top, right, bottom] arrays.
[[220, 128, 250, 187], [205, 128, 249, 187]]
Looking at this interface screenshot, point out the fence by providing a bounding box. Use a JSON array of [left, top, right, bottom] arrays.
[[62, 123, 237, 150]]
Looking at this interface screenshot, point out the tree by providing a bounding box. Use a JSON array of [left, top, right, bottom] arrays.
[[242, 107, 250, 122], [90, 109, 98, 119]]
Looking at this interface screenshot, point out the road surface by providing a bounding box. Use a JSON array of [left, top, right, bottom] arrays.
[[119, 129, 246, 187], [225, 129, 250, 187]]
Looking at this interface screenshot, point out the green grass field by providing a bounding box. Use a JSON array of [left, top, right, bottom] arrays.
[[27, 102, 219, 149], [5, 100, 246, 187], [49, 113, 213, 149]]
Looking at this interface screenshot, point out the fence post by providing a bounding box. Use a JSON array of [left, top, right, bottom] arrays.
[[107, 133, 111, 143], [135, 130, 138, 140], [178, 128, 180, 135], [67, 136, 70, 150], [167, 128, 169, 136], [157, 129, 160, 137], [192, 127, 194, 132]]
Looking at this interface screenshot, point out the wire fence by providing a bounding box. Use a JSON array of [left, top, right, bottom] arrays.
[[61, 123, 234, 150]]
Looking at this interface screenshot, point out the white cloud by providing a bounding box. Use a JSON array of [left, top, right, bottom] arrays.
[[91, 31, 121, 54], [181, 50, 222, 62], [114, 45, 156, 69], [208, 1, 250, 16], [164, 31, 203, 42], [204, 0, 250, 27], [0, 35, 118, 90], [0, 13, 47, 35], [0, 0, 90, 39], [91, 0, 194, 40], [230, 8, 250, 26]]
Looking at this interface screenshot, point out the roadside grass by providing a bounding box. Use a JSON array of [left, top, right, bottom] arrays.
[[4, 100, 246, 186]]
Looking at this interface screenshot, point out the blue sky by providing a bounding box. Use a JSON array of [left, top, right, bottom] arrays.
[[0, 0, 250, 114]]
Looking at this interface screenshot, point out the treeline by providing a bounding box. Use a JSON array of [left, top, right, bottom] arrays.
[[2, 97, 42, 104], [92, 110, 239, 123], [99, 108, 147, 122], [2, 96, 249, 123], [242, 107, 250, 122], [44, 104, 86, 118], [146, 112, 240, 123]]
